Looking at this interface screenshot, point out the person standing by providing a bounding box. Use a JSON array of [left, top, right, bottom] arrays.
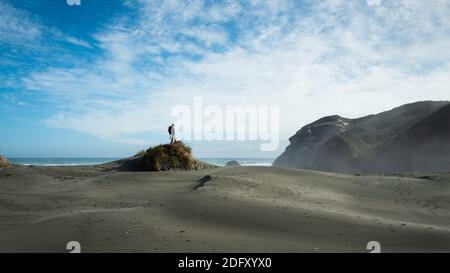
[[168, 123, 176, 144]]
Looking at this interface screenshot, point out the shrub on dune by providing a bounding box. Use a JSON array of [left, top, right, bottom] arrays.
[[142, 141, 199, 171], [0, 155, 10, 168]]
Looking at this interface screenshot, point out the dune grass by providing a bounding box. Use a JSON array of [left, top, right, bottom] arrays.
[[142, 141, 198, 171], [0, 155, 10, 168]]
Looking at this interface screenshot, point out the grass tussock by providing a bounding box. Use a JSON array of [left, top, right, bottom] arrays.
[[135, 149, 146, 157], [0, 155, 10, 168], [142, 141, 199, 171]]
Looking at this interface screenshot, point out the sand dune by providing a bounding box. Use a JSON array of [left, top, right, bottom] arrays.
[[0, 165, 449, 252]]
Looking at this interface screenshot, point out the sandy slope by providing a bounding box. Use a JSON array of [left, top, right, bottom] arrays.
[[0, 165, 449, 252]]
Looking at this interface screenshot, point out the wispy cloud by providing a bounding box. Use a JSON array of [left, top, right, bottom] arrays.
[[0, 1, 92, 60], [64, 36, 92, 48], [0, 1, 42, 46], [367, 0, 382, 6]]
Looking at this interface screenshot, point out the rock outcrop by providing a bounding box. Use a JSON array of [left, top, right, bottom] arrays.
[[225, 160, 240, 167], [273, 115, 353, 170]]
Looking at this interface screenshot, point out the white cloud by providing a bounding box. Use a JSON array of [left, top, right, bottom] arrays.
[[183, 26, 229, 47], [367, 0, 382, 6], [0, 1, 42, 45], [65, 36, 92, 48]]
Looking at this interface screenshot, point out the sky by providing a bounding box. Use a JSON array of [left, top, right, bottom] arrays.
[[1, 0, 450, 158]]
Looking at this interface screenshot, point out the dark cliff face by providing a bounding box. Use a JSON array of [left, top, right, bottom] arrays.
[[273, 101, 450, 173], [372, 103, 450, 173], [273, 115, 353, 169]]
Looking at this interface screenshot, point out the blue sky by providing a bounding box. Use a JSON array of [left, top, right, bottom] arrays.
[[1, 0, 450, 158]]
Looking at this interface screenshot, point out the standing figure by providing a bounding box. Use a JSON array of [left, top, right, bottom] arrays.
[[168, 123, 176, 144]]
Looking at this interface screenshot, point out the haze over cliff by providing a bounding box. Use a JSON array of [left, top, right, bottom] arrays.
[[273, 101, 450, 173]]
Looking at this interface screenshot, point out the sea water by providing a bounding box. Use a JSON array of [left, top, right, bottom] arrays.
[[8, 158, 274, 167]]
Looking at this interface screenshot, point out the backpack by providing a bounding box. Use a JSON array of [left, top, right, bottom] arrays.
[[168, 126, 172, 134]]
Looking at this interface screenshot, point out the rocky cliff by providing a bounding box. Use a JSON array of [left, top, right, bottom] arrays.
[[273, 101, 450, 173]]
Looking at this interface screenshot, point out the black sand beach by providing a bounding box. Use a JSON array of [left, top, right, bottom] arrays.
[[0, 163, 449, 252]]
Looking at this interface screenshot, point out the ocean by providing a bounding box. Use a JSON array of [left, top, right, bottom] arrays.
[[8, 158, 274, 167]]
